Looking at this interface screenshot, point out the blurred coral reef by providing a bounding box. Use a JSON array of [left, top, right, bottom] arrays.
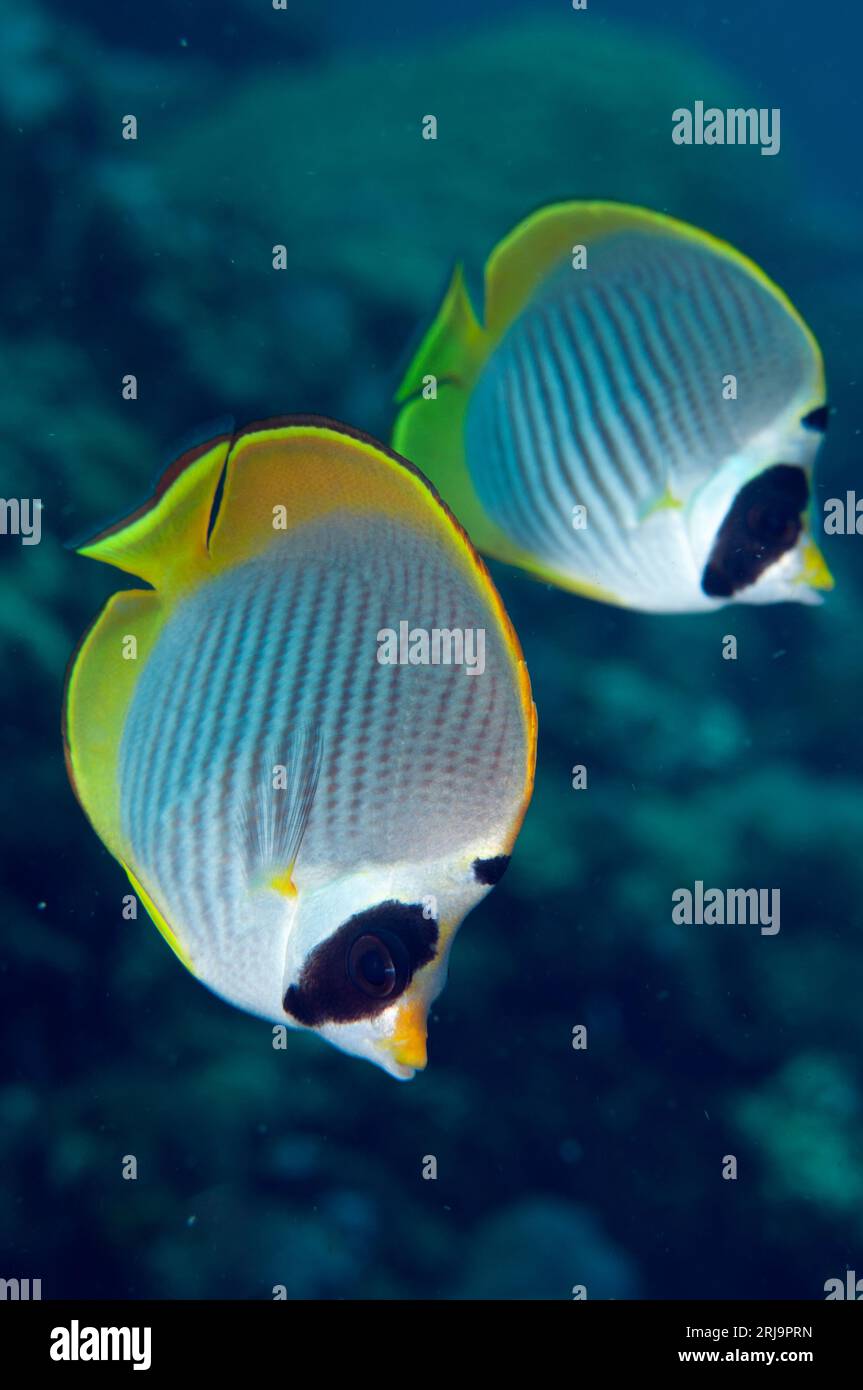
[[0, 0, 861, 1298]]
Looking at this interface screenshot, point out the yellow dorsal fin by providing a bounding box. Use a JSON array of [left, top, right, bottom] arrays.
[[483, 201, 824, 385], [66, 417, 536, 898], [482, 202, 658, 335], [76, 435, 232, 591], [207, 417, 488, 570]]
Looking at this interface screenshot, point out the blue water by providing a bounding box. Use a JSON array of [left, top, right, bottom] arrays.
[[0, 0, 860, 1301]]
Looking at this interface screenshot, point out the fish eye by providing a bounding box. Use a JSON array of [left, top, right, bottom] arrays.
[[283, 901, 438, 1026], [346, 930, 410, 999]]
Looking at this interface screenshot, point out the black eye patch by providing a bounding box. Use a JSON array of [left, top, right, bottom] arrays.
[[701, 465, 809, 599], [283, 901, 438, 1027]]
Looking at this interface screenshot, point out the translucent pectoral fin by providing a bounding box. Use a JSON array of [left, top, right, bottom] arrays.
[[235, 722, 324, 896]]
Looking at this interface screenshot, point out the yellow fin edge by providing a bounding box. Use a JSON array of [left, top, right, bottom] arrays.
[[484, 200, 825, 398], [267, 867, 298, 897], [798, 534, 834, 591], [70, 417, 537, 928], [76, 437, 232, 590], [123, 864, 196, 975]]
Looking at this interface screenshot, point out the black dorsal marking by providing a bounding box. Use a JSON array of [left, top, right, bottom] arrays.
[[472, 855, 511, 885], [701, 465, 809, 599], [283, 901, 437, 1027], [801, 404, 830, 433]]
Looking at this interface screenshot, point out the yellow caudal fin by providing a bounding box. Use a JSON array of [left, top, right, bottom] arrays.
[[76, 434, 232, 591], [65, 430, 233, 859], [394, 264, 487, 405], [483, 200, 823, 378], [392, 266, 521, 561]]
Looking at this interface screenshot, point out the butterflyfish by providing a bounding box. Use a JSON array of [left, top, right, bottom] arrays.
[[393, 201, 833, 613], [63, 418, 536, 1078]]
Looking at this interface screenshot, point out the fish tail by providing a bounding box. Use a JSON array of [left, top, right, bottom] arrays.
[[392, 266, 511, 556], [394, 263, 487, 404]]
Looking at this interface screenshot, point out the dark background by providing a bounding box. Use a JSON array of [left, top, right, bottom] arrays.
[[1, 0, 861, 1298]]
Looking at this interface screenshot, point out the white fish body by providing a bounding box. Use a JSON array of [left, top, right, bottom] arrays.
[[64, 420, 536, 1079], [394, 202, 833, 613]]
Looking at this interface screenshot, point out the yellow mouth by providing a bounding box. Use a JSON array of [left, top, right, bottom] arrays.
[[386, 999, 428, 1071], [798, 534, 834, 591]]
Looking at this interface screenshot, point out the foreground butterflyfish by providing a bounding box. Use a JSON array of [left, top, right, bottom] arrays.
[[393, 201, 833, 613], [64, 419, 536, 1078]]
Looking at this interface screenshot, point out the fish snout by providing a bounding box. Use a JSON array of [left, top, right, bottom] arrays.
[[379, 997, 429, 1076]]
